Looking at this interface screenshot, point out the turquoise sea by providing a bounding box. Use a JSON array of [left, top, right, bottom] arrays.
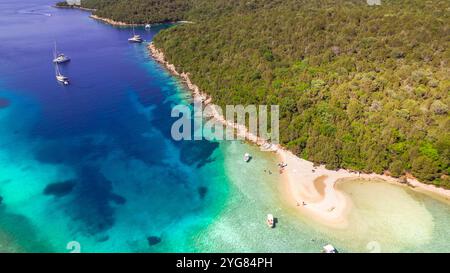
[[0, 0, 449, 253]]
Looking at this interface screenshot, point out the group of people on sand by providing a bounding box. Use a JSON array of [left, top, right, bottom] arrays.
[[278, 162, 288, 174]]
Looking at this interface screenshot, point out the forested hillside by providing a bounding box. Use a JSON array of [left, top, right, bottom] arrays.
[[75, 0, 450, 188], [70, 0, 193, 23]]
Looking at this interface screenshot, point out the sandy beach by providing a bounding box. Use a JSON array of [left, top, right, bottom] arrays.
[[148, 42, 450, 227]]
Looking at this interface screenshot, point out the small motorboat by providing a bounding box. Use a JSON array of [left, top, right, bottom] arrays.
[[145, 24, 151, 30], [267, 214, 274, 228], [244, 153, 252, 162], [322, 244, 338, 253]]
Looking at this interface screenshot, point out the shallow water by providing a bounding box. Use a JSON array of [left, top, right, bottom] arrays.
[[0, 0, 449, 253], [334, 179, 450, 252], [0, 0, 227, 252]]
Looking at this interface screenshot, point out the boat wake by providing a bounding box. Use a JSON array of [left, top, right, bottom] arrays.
[[17, 8, 52, 17]]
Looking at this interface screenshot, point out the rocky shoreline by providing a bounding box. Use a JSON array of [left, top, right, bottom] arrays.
[[148, 42, 450, 216]]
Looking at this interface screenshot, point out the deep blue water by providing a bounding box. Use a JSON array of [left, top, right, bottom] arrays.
[[2, 0, 450, 254], [0, 0, 227, 252]]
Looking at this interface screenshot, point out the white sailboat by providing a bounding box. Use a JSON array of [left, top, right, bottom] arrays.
[[55, 63, 69, 85], [128, 25, 143, 43], [52, 42, 70, 64]]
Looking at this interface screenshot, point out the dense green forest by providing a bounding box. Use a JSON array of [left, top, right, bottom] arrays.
[[75, 0, 450, 188], [58, 0, 193, 23]]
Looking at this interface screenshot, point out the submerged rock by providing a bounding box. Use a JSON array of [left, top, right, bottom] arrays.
[[95, 234, 110, 243], [0, 196, 3, 205], [198, 186, 208, 199], [43, 180, 76, 197], [109, 193, 126, 205], [147, 236, 162, 246]]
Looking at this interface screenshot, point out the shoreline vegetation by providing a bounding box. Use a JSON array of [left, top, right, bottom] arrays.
[[58, 0, 449, 225], [67, 0, 450, 190], [90, 14, 194, 27], [149, 42, 450, 227], [55, 4, 194, 27], [90, 14, 134, 26], [54, 3, 96, 12]]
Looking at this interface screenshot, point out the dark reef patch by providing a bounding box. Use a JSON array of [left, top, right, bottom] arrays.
[[95, 234, 110, 243], [147, 236, 161, 246], [43, 180, 76, 197], [0, 196, 3, 205], [34, 137, 111, 165], [179, 141, 219, 167], [68, 166, 117, 236], [0, 98, 10, 109], [198, 186, 208, 199], [110, 193, 126, 205]]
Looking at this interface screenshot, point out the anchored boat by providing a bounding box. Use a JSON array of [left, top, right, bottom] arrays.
[[52, 42, 70, 64], [244, 153, 252, 162], [322, 244, 338, 253], [128, 26, 143, 43], [267, 214, 274, 228], [55, 63, 69, 85]]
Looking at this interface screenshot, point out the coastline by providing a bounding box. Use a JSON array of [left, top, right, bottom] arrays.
[[90, 15, 136, 27], [90, 15, 195, 27], [148, 42, 450, 227], [53, 5, 97, 12], [53, 5, 133, 26]]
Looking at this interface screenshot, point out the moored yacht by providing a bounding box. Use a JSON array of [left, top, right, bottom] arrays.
[[53, 53, 70, 64], [55, 63, 69, 85], [128, 34, 143, 43], [128, 25, 143, 43], [53, 42, 70, 64]]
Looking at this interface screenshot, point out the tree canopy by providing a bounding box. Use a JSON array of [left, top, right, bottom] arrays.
[[77, 0, 450, 188]]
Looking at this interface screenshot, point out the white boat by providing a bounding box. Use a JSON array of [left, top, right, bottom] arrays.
[[52, 42, 70, 64], [244, 153, 251, 162], [128, 34, 143, 43], [266, 214, 274, 228], [55, 63, 69, 85], [322, 244, 338, 253], [53, 53, 70, 64], [128, 26, 143, 43], [145, 24, 151, 30]]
